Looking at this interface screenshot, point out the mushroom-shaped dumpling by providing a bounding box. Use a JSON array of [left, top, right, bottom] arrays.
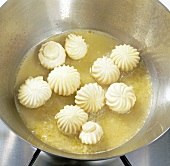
[[38, 41, 66, 69], [79, 121, 103, 145], [18, 76, 52, 108], [65, 34, 88, 60], [105, 83, 136, 114], [47, 65, 81, 96], [91, 57, 120, 85], [75, 83, 105, 113], [55, 105, 88, 135], [110, 44, 140, 72]]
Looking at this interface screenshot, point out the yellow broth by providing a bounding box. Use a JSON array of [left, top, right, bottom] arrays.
[[15, 30, 152, 154]]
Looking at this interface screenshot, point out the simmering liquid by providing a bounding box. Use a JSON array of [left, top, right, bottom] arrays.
[[15, 30, 152, 154]]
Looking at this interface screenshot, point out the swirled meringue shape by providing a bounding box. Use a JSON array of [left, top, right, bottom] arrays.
[[38, 41, 66, 69], [18, 76, 52, 108], [79, 121, 103, 145], [91, 57, 120, 85], [47, 65, 81, 96], [65, 34, 88, 60], [75, 83, 105, 113], [105, 83, 136, 114], [55, 105, 88, 135], [110, 44, 140, 72]]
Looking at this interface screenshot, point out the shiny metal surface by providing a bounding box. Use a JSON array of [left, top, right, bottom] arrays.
[[127, 129, 170, 166], [0, 120, 36, 166], [0, 0, 170, 160], [0, 120, 169, 165], [34, 152, 123, 166]]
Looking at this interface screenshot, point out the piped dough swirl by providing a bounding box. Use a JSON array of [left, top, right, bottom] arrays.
[[55, 105, 88, 135], [79, 121, 103, 145], [47, 65, 81, 96], [91, 57, 120, 85], [65, 34, 88, 60], [75, 83, 105, 113], [38, 41, 66, 69], [18, 76, 52, 108], [105, 83, 136, 114], [110, 44, 140, 72]]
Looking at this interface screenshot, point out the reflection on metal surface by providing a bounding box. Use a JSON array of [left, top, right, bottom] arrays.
[[0, 120, 170, 165], [159, 0, 170, 11], [0, 0, 7, 8], [0, 0, 170, 160], [34, 152, 123, 166], [0, 120, 35, 166], [60, 0, 71, 19], [127, 129, 170, 166]]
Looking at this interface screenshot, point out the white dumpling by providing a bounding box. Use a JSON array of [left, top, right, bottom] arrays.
[[47, 65, 81, 96], [38, 41, 66, 69], [55, 105, 88, 135], [79, 121, 103, 145], [18, 76, 52, 108], [105, 83, 136, 114], [65, 34, 88, 60], [110, 44, 140, 72], [91, 57, 120, 85], [75, 83, 105, 113]]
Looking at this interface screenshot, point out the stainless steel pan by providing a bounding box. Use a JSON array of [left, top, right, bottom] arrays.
[[0, 0, 170, 160]]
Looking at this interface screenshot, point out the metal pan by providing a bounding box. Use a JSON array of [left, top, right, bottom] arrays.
[[0, 0, 170, 160]]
